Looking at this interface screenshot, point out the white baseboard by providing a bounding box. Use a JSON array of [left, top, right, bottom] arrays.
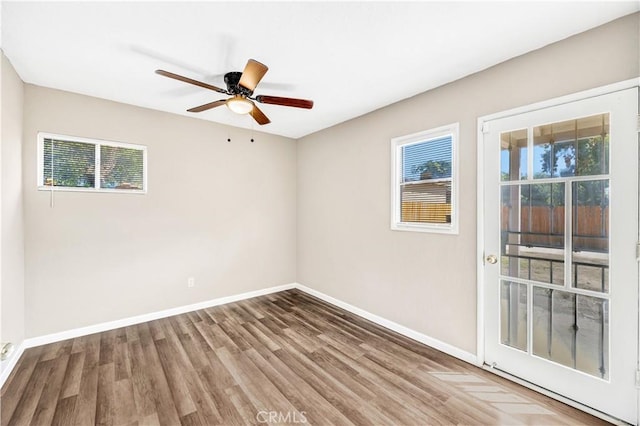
[[5, 281, 478, 390], [293, 283, 479, 366], [0, 342, 26, 388], [23, 283, 296, 349]]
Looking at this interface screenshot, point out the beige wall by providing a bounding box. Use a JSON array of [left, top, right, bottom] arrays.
[[22, 86, 297, 337], [11, 12, 640, 350], [1, 52, 25, 355], [296, 13, 639, 354]]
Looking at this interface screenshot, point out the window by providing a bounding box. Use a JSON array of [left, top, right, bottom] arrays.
[[391, 123, 458, 233], [37, 133, 147, 193]]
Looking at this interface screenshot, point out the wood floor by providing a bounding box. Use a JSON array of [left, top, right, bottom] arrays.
[[1, 289, 607, 425]]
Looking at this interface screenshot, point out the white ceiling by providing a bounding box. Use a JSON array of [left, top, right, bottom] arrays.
[[2, 1, 638, 139]]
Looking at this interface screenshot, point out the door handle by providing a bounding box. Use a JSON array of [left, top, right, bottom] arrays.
[[486, 254, 498, 264]]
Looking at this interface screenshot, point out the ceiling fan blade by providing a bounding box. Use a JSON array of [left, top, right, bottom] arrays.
[[156, 69, 227, 94], [249, 103, 271, 125], [255, 95, 313, 109], [238, 59, 268, 92], [187, 100, 227, 113]]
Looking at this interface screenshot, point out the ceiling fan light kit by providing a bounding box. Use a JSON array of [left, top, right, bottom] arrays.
[[226, 96, 253, 114], [156, 59, 314, 125]]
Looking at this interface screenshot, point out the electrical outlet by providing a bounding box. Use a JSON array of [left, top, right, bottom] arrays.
[[187, 277, 195, 288]]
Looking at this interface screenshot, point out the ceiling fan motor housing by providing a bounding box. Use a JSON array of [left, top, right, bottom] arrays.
[[224, 71, 252, 96]]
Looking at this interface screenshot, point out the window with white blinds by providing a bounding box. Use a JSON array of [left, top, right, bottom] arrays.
[[38, 133, 147, 193], [391, 123, 458, 234]]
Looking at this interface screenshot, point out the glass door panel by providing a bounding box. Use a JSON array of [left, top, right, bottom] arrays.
[[499, 114, 611, 380], [572, 179, 609, 293], [500, 281, 527, 351], [532, 114, 609, 179], [483, 87, 638, 424], [532, 288, 609, 379], [501, 182, 565, 285], [501, 129, 528, 181]]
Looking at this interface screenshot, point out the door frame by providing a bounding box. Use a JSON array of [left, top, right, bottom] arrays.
[[475, 77, 640, 421]]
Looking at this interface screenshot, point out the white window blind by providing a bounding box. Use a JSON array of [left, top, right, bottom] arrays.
[[391, 123, 458, 234], [43, 138, 96, 188], [100, 145, 145, 190], [38, 133, 146, 193]]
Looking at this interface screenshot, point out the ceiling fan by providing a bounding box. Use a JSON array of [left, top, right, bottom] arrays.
[[155, 59, 313, 125]]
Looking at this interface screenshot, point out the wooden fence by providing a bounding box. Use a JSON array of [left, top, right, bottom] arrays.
[[402, 202, 451, 223], [501, 206, 609, 251], [401, 203, 607, 251]]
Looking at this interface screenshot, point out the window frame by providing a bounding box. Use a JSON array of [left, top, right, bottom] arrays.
[[37, 132, 148, 194], [390, 122, 459, 234]]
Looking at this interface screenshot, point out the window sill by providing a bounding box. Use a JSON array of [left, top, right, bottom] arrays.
[[38, 186, 146, 195], [391, 222, 459, 235]]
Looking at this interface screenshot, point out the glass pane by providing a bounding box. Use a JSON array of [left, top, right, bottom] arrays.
[[532, 287, 553, 359], [400, 181, 451, 224], [572, 180, 609, 293], [533, 114, 609, 179], [534, 289, 575, 369], [501, 256, 530, 280], [575, 114, 609, 176], [533, 127, 575, 178], [532, 136, 556, 179], [551, 262, 564, 286], [501, 183, 564, 285], [43, 139, 95, 188], [533, 288, 608, 379], [402, 136, 452, 182], [100, 145, 144, 190], [576, 294, 609, 379], [500, 281, 527, 351], [500, 129, 527, 181]]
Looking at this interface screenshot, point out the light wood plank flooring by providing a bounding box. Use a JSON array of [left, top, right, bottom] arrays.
[[1, 289, 607, 425]]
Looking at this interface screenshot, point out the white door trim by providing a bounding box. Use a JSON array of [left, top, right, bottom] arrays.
[[479, 78, 640, 125]]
